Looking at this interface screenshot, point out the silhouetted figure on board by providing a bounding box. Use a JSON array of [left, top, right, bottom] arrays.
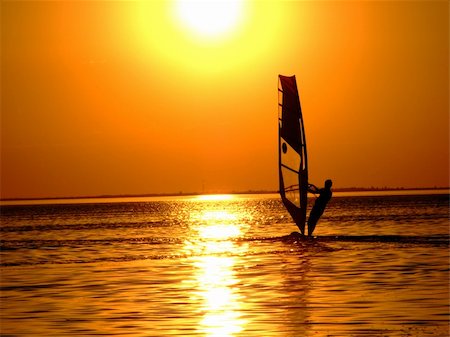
[[307, 179, 332, 236]]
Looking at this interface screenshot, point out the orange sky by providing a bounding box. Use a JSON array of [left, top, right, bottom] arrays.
[[1, 0, 449, 199]]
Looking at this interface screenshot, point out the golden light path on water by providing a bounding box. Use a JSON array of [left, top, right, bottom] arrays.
[[183, 195, 250, 336]]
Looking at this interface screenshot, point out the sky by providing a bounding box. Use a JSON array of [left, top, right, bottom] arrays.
[[1, 0, 449, 199]]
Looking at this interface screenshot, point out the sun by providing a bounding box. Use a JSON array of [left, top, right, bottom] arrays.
[[175, 0, 244, 40]]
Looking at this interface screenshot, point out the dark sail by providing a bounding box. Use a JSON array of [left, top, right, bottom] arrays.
[[278, 75, 308, 234]]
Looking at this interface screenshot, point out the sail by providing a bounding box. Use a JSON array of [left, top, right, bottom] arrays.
[[278, 75, 308, 234]]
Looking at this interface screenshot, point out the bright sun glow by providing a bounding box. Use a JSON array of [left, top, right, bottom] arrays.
[[175, 0, 243, 39], [196, 194, 235, 201]]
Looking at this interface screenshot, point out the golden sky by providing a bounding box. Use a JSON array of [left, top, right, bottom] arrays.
[[1, 0, 449, 199]]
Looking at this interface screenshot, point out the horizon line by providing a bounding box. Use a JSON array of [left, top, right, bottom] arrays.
[[1, 186, 449, 202]]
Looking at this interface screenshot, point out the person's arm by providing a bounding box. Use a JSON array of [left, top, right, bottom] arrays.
[[308, 184, 319, 194]]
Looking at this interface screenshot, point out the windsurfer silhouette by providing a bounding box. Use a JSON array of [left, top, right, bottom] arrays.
[[307, 179, 332, 236]]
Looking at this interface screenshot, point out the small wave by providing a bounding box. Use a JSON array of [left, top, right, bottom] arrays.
[[0, 237, 183, 251], [317, 234, 449, 246], [0, 220, 183, 233], [0, 247, 300, 267], [0, 253, 183, 267]]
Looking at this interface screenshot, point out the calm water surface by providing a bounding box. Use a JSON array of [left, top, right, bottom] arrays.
[[1, 193, 449, 336]]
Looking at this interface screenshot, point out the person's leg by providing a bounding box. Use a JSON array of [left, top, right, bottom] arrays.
[[307, 207, 323, 236]]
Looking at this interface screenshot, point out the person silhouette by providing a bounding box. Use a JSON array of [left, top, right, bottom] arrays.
[[307, 179, 333, 236]]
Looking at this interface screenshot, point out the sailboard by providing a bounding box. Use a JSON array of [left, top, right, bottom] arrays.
[[278, 75, 308, 234]]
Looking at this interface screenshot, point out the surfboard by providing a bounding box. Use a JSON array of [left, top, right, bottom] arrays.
[[278, 75, 308, 234]]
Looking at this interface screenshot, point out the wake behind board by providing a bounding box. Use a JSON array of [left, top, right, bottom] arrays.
[[280, 234, 449, 246]]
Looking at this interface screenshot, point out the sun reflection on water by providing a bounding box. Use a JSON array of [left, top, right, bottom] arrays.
[[194, 255, 245, 337], [184, 205, 249, 336], [195, 194, 235, 201]]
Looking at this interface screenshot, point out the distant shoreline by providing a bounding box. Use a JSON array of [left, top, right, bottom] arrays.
[[1, 187, 449, 202]]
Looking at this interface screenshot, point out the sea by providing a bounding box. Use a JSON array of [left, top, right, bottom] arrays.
[[0, 191, 449, 337]]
